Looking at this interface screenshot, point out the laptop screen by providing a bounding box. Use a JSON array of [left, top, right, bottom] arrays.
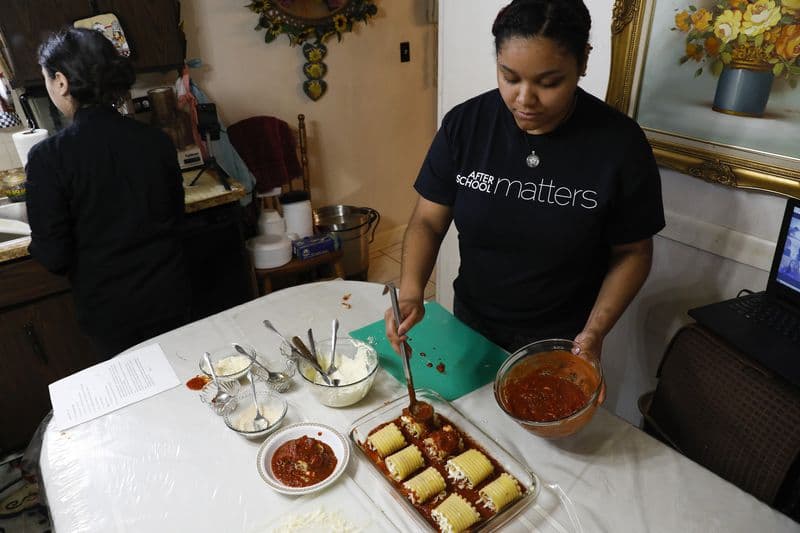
[[775, 203, 800, 294], [769, 198, 800, 306]]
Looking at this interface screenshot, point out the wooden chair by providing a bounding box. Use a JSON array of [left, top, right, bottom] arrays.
[[638, 324, 800, 519], [251, 114, 345, 295]]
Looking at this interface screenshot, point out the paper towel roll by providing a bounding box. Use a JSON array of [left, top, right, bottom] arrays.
[[12, 129, 48, 167]]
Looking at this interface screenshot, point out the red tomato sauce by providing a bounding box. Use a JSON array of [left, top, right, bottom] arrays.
[[271, 436, 337, 487], [185, 375, 211, 390], [500, 351, 596, 422]]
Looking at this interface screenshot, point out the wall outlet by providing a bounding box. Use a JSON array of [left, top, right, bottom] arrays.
[[400, 42, 410, 63]]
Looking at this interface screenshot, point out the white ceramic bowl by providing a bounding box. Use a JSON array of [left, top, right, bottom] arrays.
[[256, 422, 350, 495], [247, 234, 292, 269]]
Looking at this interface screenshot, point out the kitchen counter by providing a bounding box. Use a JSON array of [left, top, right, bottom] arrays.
[[0, 167, 246, 264]]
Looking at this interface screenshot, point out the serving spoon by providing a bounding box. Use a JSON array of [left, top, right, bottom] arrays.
[[292, 336, 334, 386], [203, 351, 232, 406], [263, 319, 304, 359], [247, 369, 269, 431], [233, 343, 291, 393], [383, 282, 433, 423]]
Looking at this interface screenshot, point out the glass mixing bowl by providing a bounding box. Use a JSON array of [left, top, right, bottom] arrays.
[[494, 338, 603, 439]]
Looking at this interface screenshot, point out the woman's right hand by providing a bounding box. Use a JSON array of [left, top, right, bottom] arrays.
[[384, 297, 425, 356]]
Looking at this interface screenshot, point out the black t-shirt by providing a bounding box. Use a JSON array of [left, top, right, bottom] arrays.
[[26, 105, 189, 337], [415, 88, 664, 331]]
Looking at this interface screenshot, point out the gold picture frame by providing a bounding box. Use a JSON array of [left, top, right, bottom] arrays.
[[606, 0, 800, 199]]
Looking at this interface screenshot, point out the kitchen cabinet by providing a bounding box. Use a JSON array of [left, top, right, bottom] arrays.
[[0, 0, 186, 88], [0, 258, 103, 454]]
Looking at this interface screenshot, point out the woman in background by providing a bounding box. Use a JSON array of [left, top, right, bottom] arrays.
[[26, 27, 190, 359], [385, 0, 664, 363]]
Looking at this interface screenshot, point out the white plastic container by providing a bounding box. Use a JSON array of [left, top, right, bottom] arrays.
[[246, 234, 292, 269], [258, 208, 286, 236], [280, 192, 313, 239]]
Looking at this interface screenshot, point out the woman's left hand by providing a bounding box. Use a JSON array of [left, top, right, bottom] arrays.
[[572, 329, 606, 404]]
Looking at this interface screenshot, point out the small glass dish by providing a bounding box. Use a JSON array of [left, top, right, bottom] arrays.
[[349, 389, 540, 532], [296, 336, 379, 408], [250, 357, 297, 393], [198, 344, 254, 381], [223, 390, 288, 439], [198, 380, 240, 415]]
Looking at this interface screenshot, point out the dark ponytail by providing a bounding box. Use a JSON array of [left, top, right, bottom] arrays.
[[38, 27, 135, 107], [492, 0, 591, 65]]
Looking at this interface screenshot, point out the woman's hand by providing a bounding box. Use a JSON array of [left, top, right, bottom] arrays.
[[572, 329, 606, 404], [384, 297, 425, 355]]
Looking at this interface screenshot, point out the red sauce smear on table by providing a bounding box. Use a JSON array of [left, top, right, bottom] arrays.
[[436, 362, 446, 373], [501, 352, 592, 422], [425, 362, 433, 368], [271, 436, 337, 487], [186, 375, 211, 390]]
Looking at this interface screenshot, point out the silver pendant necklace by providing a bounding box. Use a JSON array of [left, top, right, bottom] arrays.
[[526, 149, 540, 168], [520, 93, 578, 169]]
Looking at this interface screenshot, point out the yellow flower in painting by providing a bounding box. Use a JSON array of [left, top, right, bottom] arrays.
[[704, 36, 721, 56], [685, 42, 703, 61], [675, 11, 691, 32], [742, 0, 782, 37], [714, 9, 742, 43], [729, 0, 747, 8], [764, 26, 782, 43], [691, 9, 713, 32], [333, 14, 348, 33], [776, 24, 800, 61]]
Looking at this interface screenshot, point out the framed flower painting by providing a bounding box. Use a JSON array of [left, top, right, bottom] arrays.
[[606, 0, 800, 198]]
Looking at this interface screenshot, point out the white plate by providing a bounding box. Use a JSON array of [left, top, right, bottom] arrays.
[[256, 422, 350, 495]]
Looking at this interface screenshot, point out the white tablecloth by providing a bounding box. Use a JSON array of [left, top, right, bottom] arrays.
[[39, 281, 799, 532]]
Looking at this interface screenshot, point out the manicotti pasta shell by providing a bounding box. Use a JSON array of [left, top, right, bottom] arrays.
[[367, 422, 406, 458], [431, 493, 480, 533], [446, 449, 494, 488], [385, 444, 424, 481], [478, 473, 522, 512], [403, 466, 446, 504]]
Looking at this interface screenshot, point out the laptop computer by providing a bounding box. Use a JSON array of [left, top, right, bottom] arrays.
[[688, 197, 800, 387]]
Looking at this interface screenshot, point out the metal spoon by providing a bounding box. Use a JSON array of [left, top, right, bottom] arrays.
[[328, 319, 341, 386], [247, 369, 269, 431], [203, 351, 232, 406], [232, 343, 291, 393], [292, 336, 333, 385], [263, 319, 304, 359]]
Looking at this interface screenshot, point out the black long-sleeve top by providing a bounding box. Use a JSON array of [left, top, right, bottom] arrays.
[[25, 105, 189, 337]]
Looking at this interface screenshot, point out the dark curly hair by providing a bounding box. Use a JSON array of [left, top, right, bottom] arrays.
[[492, 0, 591, 66], [38, 27, 135, 107]]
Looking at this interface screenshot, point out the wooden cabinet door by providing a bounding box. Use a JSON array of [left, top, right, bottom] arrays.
[[94, 0, 185, 72], [0, 0, 94, 87], [0, 292, 101, 454]]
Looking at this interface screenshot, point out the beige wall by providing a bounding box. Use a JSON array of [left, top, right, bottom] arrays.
[[181, 0, 437, 241]]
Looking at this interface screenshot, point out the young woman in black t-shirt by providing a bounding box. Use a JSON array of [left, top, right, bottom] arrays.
[[384, 0, 664, 367]]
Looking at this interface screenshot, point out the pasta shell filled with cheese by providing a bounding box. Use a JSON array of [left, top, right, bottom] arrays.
[[367, 423, 406, 458], [385, 444, 424, 481], [403, 466, 446, 504], [446, 449, 494, 488], [478, 473, 522, 512], [431, 493, 480, 533]]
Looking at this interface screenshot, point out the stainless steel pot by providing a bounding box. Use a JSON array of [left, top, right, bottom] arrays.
[[313, 205, 380, 279]]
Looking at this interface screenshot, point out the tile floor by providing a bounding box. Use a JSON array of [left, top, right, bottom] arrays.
[[367, 240, 436, 301]]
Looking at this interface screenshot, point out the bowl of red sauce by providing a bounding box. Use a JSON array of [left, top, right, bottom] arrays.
[[494, 339, 603, 439]]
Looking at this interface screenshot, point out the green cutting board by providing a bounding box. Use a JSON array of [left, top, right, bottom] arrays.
[[349, 301, 508, 400]]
